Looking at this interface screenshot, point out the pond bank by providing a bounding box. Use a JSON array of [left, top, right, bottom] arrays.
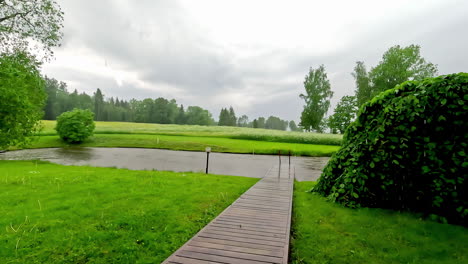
[[0, 147, 328, 181]]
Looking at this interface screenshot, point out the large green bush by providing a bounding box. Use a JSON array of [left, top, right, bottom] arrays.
[[55, 109, 95, 143], [314, 73, 467, 225]]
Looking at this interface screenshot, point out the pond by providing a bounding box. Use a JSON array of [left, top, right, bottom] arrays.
[[0, 148, 329, 181]]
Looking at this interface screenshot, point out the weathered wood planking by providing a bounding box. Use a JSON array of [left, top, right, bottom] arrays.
[[163, 165, 294, 264]]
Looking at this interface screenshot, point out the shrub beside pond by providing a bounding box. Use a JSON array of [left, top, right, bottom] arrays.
[[55, 109, 95, 143], [314, 73, 468, 225]]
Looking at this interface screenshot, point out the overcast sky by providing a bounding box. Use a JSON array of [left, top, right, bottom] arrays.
[[43, 0, 468, 122]]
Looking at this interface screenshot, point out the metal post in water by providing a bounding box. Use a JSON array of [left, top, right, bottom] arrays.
[[205, 147, 211, 174], [278, 150, 281, 178]]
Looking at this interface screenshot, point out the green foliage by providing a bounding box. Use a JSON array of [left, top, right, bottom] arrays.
[[265, 116, 288, 130], [289, 120, 299, 131], [0, 161, 256, 263], [185, 106, 214, 126], [237, 114, 249, 127], [352, 61, 372, 108], [370, 45, 438, 97], [0, 51, 46, 149], [314, 73, 468, 225], [354, 45, 438, 108], [55, 109, 95, 143], [300, 65, 334, 131], [218, 106, 237, 126], [0, 0, 64, 59], [328, 95, 357, 134], [292, 182, 468, 264]]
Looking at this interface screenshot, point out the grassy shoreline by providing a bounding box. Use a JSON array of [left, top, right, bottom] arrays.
[[13, 120, 342, 157], [291, 182, 468, 264], [38, 120, 343, 146], [2, 161, 466, 263], [22, 134, 339, 157], [0, 161, 258, 263]]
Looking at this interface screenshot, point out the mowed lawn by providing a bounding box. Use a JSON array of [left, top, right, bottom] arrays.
[[291, 182, 468, 264], [0, 161, 258, 263], [19, 121, 341, 157]]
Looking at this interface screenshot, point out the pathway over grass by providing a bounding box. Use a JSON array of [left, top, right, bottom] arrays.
[[163, 165, 294, 264]]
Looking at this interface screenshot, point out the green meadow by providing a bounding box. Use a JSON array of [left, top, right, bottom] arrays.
[[19, 121, 342, 157], [2, 161, 466, 263], [0, 161, 257, 263]]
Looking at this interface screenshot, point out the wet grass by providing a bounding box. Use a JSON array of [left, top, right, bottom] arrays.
[[0, 161, 258, 263], [39, 120, 343, 146], [25, 134, 339, 157], [291, 181, 468, 264]]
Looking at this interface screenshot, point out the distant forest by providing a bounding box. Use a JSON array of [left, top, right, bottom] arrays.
[[43, 77, 299, 131]]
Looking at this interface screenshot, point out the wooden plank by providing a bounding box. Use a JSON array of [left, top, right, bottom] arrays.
[[201, 230, 286, 243], [167, 256, 221, 263], [197, 233, 285, 247], [205, 226, 286, 238], [176, 250, 267, 264], [183, 245, 283, 263], [192, 237, 283, 251], [188, 240, 284, 258], [163, 165, 294, 264]]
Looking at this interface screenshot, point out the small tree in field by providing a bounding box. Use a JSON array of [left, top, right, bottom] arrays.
[[328, 95, 358, 134], [299, 65, 333, 132], [55, 109, 95, 143]]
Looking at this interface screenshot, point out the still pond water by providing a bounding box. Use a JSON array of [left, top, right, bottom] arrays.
[[0, 148, 328, 181]]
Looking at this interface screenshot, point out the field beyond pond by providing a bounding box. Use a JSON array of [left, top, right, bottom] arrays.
[[0, 161, 258, 263], [22, 121, 342, 156]]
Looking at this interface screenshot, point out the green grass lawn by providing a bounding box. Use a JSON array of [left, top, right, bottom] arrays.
[[27, 134, 339, 157], [291, 182, 468, 264], [39, 120, 342, 145], [14, 121, 341, 157], [0, 161, 258, 263]]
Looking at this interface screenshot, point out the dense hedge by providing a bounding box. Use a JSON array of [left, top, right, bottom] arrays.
[[313, 73, 467, 225], [55, 109, 95, 143]]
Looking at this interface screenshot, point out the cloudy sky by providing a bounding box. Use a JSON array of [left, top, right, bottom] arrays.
[[43, 0, 468, 122]]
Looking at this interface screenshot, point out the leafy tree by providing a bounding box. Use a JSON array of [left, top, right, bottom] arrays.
[[252, 119, 258, 128], [0, 0, 64, 59], [300, 65, 334, 132], [218, 108, 229, 126], [289, 120, 299, 132], [55, 109, 95, 143], [153, 97, 171, 124], [175, 105, 186, 124], [43, 76, 59, 119], [257, 117, 265, 128], [93, 88, 104, 121], [328, 95, 358, 134], [237, 115, 249, 127], [0, 51, 46, 149], [369, 44, 438, 98], [228, 106, 237, 126], [186, 106, 213, 126], [265, 116, 288, 130], [352, 61, 372, 108]]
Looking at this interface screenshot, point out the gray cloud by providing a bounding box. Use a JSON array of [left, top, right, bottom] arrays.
[[43, 0, 468, 123]]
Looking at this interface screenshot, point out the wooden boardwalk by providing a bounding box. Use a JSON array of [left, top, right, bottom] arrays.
[[163, 165, 294, 264]]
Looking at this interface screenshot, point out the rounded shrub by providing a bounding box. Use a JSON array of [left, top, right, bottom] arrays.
[[314, 73, 467, 225], [55, 109, 95, 143]]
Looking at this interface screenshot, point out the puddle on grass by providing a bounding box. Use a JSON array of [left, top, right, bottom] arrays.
[[0, 148, 329, 181]]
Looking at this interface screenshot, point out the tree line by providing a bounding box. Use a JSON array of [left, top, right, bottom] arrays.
[[42, 77, 299, 131], [299, 44, 438, 134]]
